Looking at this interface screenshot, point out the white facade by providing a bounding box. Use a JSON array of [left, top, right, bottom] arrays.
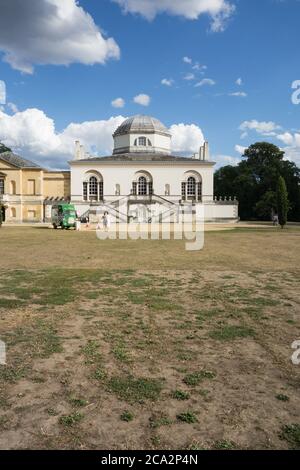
[[71, 163, 214, 202], [70, 115, 238, 223]]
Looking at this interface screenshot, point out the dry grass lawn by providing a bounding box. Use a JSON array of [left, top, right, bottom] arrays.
[[0, 225, 300, 450]]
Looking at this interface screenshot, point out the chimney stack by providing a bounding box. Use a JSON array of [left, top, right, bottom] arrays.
[[203, 141, 210, 161], [74, 140, 81, 160], [199, 145, 204, 160], [80, 145, 85, 159], [198, 141, 210, 161]]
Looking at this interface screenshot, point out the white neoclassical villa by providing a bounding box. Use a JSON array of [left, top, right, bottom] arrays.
[[70, 115, 238, 223]]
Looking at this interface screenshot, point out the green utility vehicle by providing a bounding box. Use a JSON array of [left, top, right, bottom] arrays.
[[51, 203, 77, 230]]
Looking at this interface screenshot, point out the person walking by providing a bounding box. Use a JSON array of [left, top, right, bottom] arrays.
[[75, 218, 81, 231], [102, 211, 111, 231], [273, 214, 279, 226]]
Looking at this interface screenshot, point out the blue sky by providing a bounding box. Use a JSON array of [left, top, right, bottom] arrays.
[[0, 0, 299, 168]]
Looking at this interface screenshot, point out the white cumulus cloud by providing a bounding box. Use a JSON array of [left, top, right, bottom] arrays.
[[214, 154, 241, 168], [192, 63, 207, 72], [195, 78, 216, 87], [133, 94, 151, 106], [161, 78, 174, 87], [276, 132, 298, 147], [0, 0, 120, 74], [0, 108, 125, 168], [276, 132, 300, 166], [229, 91, 247, 97], [235, 144, 246, 155], [0, 80, 6, 104], [113, 0, 235, 32], [111, 98, 125, 108], [283, 146, 300, 167], [184, 73, 196, 81], [170, 123, 204, 153], [239, 120, 281, 137]]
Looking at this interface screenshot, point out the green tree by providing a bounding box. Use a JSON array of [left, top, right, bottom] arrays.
[[255, 191, 277, 219], [277, 176, 289, 228], [0, 142, 11, 154], [214, 142, 300, 221]]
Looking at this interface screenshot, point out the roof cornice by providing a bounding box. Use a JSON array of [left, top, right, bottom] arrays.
[[69, 159, 215, 166]]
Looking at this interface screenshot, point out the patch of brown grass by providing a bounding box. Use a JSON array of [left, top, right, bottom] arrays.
[[0, 227, 299, 450]]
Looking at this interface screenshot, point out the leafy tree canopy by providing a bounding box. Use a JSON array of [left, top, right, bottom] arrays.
[[214, 142, 300, 221]]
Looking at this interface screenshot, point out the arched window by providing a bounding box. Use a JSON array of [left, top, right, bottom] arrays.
[[132, 171, 153, 196], [138, 137, 146, 147], [83, 173, 104, 202], [182, 173, 202, 201], [138, 176, 147, 195], [10, 180, 16, 195]]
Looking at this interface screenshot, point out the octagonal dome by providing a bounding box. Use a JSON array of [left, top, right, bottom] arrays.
[[113, 115, 172, 155], [113, 115, 171, 138]]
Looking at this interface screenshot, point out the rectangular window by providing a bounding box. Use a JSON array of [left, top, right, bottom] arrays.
[[148, 182, 153, 195], [181, 182, 186, 200], [99, 182, 104, 200], [27, 179, 36, 195], [0, 179, 4, 195], [132, 182, 137, 195], [83, 182, 88, 201], [198, 182, 202, 201], [138, 137, 146, 146]]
